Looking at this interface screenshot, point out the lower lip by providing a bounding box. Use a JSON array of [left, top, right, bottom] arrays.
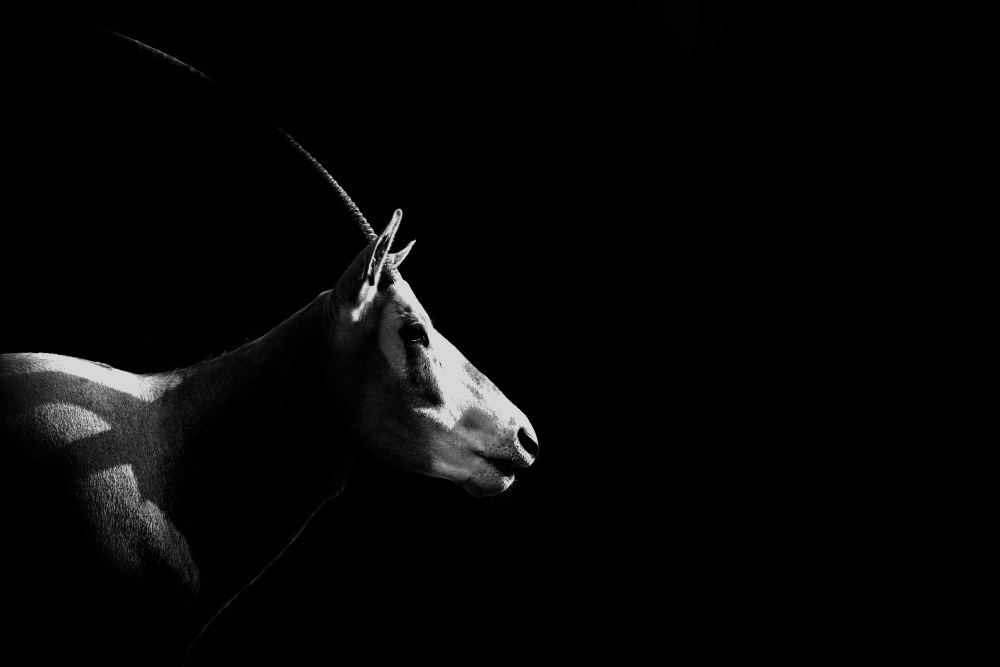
[[486, 458, 517, 479]]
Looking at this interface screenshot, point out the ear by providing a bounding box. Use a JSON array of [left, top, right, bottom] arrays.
[[390, 239, 416, 270], [333, 209, 403, 320]]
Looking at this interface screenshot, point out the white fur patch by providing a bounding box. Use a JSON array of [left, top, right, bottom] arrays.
[[84, 465, 199, 589], [2, 352, 180, 401], [27, 402, 111, 444]]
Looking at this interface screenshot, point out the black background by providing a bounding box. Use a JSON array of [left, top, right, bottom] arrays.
[[3, 5, 800, 662]]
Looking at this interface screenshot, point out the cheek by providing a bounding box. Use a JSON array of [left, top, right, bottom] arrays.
[[372, 415, 438, 475]]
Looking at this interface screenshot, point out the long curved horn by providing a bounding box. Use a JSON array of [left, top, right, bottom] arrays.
[[101, 28, 377, 244]]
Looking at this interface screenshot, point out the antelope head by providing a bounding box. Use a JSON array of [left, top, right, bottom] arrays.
[[328, 209, 538, 496]]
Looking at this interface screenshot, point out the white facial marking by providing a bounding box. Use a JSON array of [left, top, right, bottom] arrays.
[[2, 352, 181, 401], [372, 277, 533, 495]]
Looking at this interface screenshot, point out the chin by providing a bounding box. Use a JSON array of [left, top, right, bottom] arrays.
[[458, 473, 515, 497]]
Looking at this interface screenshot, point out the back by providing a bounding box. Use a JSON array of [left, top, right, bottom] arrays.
[[2, 352, 162, 454]]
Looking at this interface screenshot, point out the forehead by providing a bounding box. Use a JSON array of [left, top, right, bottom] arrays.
[[383, 278, 430, 321]]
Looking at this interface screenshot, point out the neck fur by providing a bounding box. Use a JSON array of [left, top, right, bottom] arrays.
[[158, 293, 356, 629]]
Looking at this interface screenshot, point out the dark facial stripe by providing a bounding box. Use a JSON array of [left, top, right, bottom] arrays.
[[404, 344, 444, 407]]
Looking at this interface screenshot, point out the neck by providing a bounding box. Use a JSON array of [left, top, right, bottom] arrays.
[[158, 293, 356, 630]]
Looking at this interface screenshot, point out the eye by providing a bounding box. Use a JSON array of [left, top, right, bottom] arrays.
[[399, 321, 429, 348]]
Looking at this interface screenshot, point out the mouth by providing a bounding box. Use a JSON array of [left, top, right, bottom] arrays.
[[460, 456, 527, 496], [484, 457, 518, 479]]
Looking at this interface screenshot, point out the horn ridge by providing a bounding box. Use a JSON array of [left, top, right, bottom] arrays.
[[101, 28, 377, 244], [281, 132, 376, 242]]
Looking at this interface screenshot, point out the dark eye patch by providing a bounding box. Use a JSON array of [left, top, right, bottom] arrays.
[[396, 318, 442, 405], [399, 320, 429, 348]]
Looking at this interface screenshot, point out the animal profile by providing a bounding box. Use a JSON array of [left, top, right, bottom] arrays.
[[0, 209, 537, 664], [0, 28, 537, 667]]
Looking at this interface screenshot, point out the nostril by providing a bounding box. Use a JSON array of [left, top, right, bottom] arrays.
[[517, 427, 539, 460]]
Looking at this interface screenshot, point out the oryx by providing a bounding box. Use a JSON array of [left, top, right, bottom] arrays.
[[0, 29, 537, 666], [0, 209, 537, 664]]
